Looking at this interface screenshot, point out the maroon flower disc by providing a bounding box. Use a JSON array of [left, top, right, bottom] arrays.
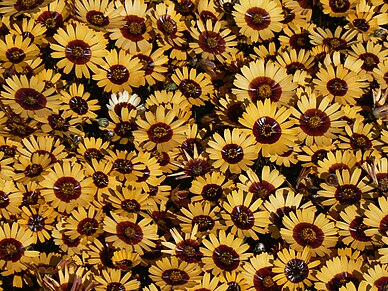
[[284, 258, 309, 283], [53, 177, 82, 202], [121, 15, 146, 41], [221, 144, 244, 164], [231, 205, 255, 230], [147, 122, 173, 144], [245, 7, 271, 30], [65, 40, 91, 64], [253, 116, 282, 144], [293, 222, 324, 248], [77, 218, 99, 236], [212, 244, 240, 271], [248, 77, 282, 102], [161, 269, 190, 286], [107, 65, 130, 85], [86, 10, 109, 27], [15, 88, 47, 111], [116, 221, 143, 245], [300, 109, 330, 136]]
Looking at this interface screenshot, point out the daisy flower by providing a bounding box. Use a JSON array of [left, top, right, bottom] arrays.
[[107, 91, 144, 115], [314, 253, 363, 290], [0, 180, 22, 219], [39, 160, 95, 214], [51, 225, 87, 256], [273, 247, 320, 290], [242, 252, 282, 291], [18, 205, 55, 244], [62, 205, 104, 242], [112, 248, 141, 271], [233, 0, 284, 42], [201, 230, 252, 275], [171, 67, 214, 107], [373, 60, 388, 90], [151, 1, 187, 46], [190, 19, 237, 62], [207, 128, 258, 174], [238, 166, 285, 200], [219, 271, 250, 290], [0, 34, 40, 73], [363, 264, 388, 291], [318, 168, 373, 208], [364, 196, 388, 242], [239, 99, 297, 157], [0, 223, 39, 278], [109, 0, 151, 54], [337, 205, 373, 251], [215, 94, 246, 127], [310, 26, 357, 52], [320, 0, 356, 17], [291, 88, 346, 146], [146, 90, 191, 120], [149, 257, 202, 290], [13, 153, 52, 183], [75, 0, 124, 31], [198, 0, 224, 24], [106, 149, 144, 182], [1, 74, 60, 119], [233, 59, 296, 104], [133, 106, 187, 152], [162, 225, 203, 264], [106, 107, 138, 145], [189, 171, 234, 203], [83, 158, 120, 202], [33, 0, 68, 36], [133, 48, 168, 86], [60, 83, 100, 122], [313, 55, 368, 105], [93, 49, 145, 93], [94, 269, 139, 291], [222, 190, 269, 239], [109, 186, 153, 217], [280, 208, 338, 257], [317, 150, 357, 176], [103, 212, 158, 255], [278, 23, 314, 51], [0, 0, 51, 16], [176, 201, 224, 234], [77, 137, 110, 163], [36, 111, 85, 137], [51, 22, 107, 78]]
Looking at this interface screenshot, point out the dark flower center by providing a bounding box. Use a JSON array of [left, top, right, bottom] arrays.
[[69, 96, 89, 115], [282, 6, 295, 24], [221, 144, 244, 164], [349, 217, 370, 242], [136, 54, 154, 75], [184, 159, 211, 177], [329, 0, 350, 12], [245, 7, 271, 30], [181, 138, 203, 157], [199, 31, 226, 54], [157, 15, 177, 37], [201, 184, 223, 202], [121, 199, 140, 213], [114, 259, 133, 271], [300, 109, 330, 136], [200, 11, 218, 24], [136, 166, 150, 182], [0, 238, 24, 262], [323, 38, 347, 51], [22, 190, 39, 206], [14, 0, 43, 11], [248, 77, 282, 102], [86, 11, 109, 27], [114, 121, 137, 138], [0, 145, 16, 158], [179, 80, 202, 98], [293, 222, 325, 248], [84, 148, 104, 162], [93, 171, 109, 188], [107, 65, 130, 85], [192, 215, 215, 232], [352, 19, 370, 32], [213, 245, 240, 271], [350, 133, 372, 150], [116, 221, 143, 245], [162, 269, 189, 286], [253, 116, 282, 144], [327, 272, 358, 290], [249, 181, 275, 200], [286, 62, 305, 74], [326, 78, 348, 96], [77, 218, 98, 236], [48, 114, 70, 132], [24, 163, 43, 177], [176, 239, 203, 263], [37, 11, 63, 36], [284, 258, 309, 283], [289, 33, 312, 51], [335, 184, 362, 205], [254, 267, 281, 291], [231, 205, 254, 230], [226, 102, 245, 124], [375, 277, 388, 291], [377, 173, 388, 194], [359, 53, 379, 71], [113, 159, 133, 174], [15, 88, 47, 110], [148, 123, 173, 144], [6, 47, 25, 63], [121, 16, 146, 41], [28, 214, 45, 232], [106, 283, 125, 291], [53, 177, 82, 202], [175, 0, 195, 16], [65, 40, 91, 65]]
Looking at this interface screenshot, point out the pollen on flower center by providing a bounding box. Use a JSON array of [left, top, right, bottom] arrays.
[[124, 226, 135, 238], [206, 37, 218, 49], [60, 182, 76, 197], [308, 115, 322, 129], [0, 239, 24, 261], [301, 227, 316, 242], [20, 0, 38, 9], [263, 276, 275, 287], [28, 214, 45, 232], [220, 251, 234, 265], [257, 84, 272, 99], [252, 13, 264, 25], [128, 22, 142, 35], [6, 48, 25, 63], [261, 124, 274, 137]]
